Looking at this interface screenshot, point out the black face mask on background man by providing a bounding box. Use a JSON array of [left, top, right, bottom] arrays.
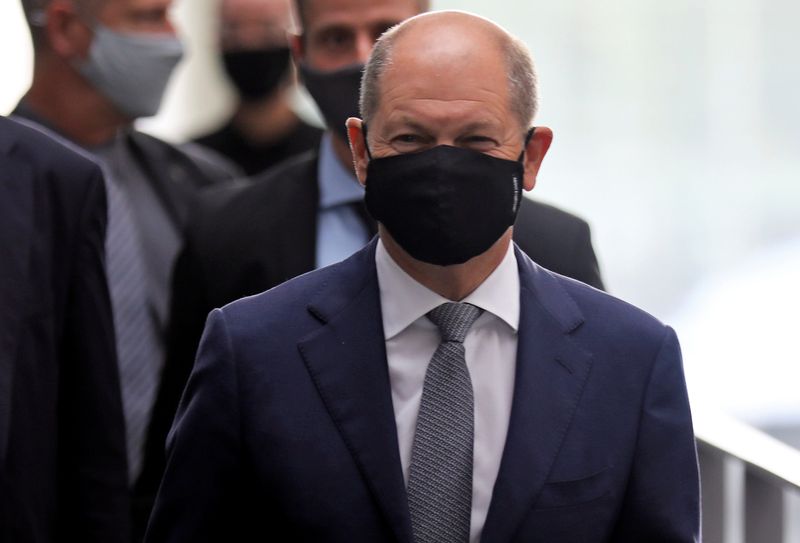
[[364, 128, 535, 266], [299, 62, 363, 142], [222, 46, 291, 102]]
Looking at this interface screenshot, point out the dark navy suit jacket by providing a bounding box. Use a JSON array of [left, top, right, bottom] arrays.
[[146, 239, 699, 542], [0, 116, 130, 542]]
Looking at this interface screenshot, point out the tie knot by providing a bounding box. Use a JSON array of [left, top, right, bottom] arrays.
[[427, 302, 483, 343]]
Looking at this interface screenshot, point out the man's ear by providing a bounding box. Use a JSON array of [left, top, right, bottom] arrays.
[[289, 32, 304, 64], [46, 0, 93, 59], [522, 126, 553, 191], [346, 117, 368, 186]]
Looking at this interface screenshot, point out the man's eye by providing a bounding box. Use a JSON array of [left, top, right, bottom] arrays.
[[391, 134, 428, 152], [462, 136, 497, 151], [318, 29, 352, 50], [134, 9, 168, 24]]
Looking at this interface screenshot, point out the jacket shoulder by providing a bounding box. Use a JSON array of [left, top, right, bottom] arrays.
[[129, 130, 243, 185], [193, 150, 318, 237], [514, 197, 604, 290], [215, 259, 339, 340], [516, 197, 590, 232], [1, 116, 102, 181], [217, 239, 372, 335], [179, 140, 244, 179], [563, 277, 673, 360], [518, 249, 666, 344]]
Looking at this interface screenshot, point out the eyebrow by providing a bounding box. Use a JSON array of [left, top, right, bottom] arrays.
[[384, 118, 430, 133], [461, 119, 504, 132], [384, 118, 501, 134]]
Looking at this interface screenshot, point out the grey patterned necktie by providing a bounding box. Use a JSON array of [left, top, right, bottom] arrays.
[[102, 161, 161, 484], [407, 302, 483, 543]]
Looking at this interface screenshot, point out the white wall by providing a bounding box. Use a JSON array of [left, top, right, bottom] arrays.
[[0, 1, 34, 112]]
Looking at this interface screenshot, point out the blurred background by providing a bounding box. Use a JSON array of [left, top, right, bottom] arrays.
[[2, 0, 798, 447]]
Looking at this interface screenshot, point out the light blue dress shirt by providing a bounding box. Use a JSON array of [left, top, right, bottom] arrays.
[[315, 134, 372, 268]]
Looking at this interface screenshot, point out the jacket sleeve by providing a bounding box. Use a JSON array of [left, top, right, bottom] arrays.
[[135, 233, 214, 524], [610, 327, 700, 542], [144, 309, 243, 543], [59, 164, 131, 543]]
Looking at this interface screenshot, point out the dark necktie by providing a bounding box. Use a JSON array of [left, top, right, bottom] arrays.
[[407, 302, 483, 543]]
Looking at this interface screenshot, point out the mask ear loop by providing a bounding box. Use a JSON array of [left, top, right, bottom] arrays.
[[517, 127, 535, 162], [362, 122, 373, 160]]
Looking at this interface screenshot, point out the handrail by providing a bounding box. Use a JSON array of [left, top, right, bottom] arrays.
[[693, 401, 800, 489], [691, 400, 800, 543]]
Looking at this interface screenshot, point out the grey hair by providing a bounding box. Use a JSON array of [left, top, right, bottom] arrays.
[[19, 0, 49, 15], [20, 0, 52, 46], [292, 0, 430, 31], [20, 0, 102, 14], [360, 21, 538, 130]]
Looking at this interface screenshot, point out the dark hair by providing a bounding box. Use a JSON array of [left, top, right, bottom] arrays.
[[293, 0, 430, 30]]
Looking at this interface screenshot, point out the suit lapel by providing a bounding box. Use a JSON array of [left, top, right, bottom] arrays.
[[124, 131, 189, 230], [298, 242, 413, 543], [481, 249, 593, 543], [0, 141, 34, 465]]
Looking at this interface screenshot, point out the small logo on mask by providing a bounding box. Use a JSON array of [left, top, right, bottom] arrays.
[[512, 175, 520, 210]]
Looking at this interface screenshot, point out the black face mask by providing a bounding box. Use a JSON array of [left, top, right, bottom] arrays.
[[222, 46, 291, 101], [298, 62, 363, 142], [364, 128, 534, 266]]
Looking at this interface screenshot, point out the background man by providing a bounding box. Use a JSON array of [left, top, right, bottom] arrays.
[[0, 115, 129, 543], [14, 0, 240, 538], [146, 11, 699, 542], [153, 1, 605, 507], [193, 0, 322, 176], [143, 0, 424, 514]]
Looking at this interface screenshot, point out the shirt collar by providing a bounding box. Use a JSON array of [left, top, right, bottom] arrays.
[[375, 239, 520, 340], [317, 133, 364, 210]]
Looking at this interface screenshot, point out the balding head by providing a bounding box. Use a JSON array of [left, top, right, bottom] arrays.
[[361, 11, 537, 131]]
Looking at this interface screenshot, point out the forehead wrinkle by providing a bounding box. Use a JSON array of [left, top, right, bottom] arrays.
[[380, 83, 509, 105], [379, 109, 507, 139], [379, 95, 509, 125], [379, 60, 510, 107]]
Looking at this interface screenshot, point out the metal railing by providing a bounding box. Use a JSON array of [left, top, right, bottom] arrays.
[[694, 403, 800, 543]]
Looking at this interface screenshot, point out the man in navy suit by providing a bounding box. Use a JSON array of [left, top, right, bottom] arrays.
[[0, 116, 130, 542], [146, 11, 699, 542]]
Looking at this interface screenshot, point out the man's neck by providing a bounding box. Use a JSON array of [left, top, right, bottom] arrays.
[[24, 56, 129, 147], [380, 228, 514, 301], [232, 88, 300, 145]]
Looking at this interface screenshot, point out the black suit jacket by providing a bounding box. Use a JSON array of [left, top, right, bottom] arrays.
[[0, 116, 130, 543], [12, 103, 242, 249], [142, 149, 605, 517], [145, 240, 698, 542], [11, 105, 242, 540]]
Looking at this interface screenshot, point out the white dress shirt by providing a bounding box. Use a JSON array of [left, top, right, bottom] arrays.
[[375, 239, 520, 543]]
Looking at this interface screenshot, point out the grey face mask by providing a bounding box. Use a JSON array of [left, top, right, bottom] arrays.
[[77, 23, 184, 119]]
